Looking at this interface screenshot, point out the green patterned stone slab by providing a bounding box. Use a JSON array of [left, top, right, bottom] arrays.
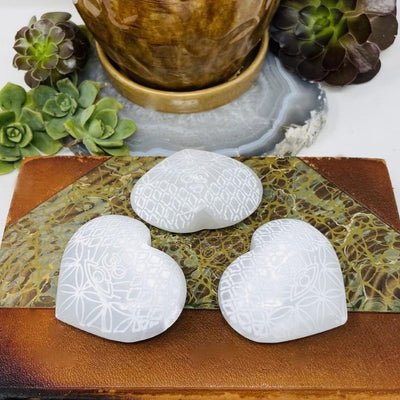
[[0, 157, 399, 311]]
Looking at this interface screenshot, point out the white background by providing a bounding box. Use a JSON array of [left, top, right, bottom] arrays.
[[0, 0, 399, 239]]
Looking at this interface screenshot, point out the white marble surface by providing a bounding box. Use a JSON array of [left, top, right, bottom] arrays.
[[0, 1, 399, 240]]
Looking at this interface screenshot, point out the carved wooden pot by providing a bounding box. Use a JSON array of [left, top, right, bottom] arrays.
[[75, 0, 280, 91]]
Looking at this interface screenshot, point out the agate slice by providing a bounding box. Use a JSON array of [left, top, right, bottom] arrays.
[[218, 219, 347, 343], [76, 50, 327, 157], [130, 149, 263, 233], [55, 215, 186, 342]]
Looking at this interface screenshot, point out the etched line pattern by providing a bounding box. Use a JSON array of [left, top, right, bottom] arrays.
[[131, 150, 263, 232], [56, 216, 185, 342], [219, 219, 348, 342], [0, 157, 399, 311]]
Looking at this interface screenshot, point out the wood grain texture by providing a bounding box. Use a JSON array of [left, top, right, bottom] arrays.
[[1, 156, 400, 398], [0, 310, 400, 398]]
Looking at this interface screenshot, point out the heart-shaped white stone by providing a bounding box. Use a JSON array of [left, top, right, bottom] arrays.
[[55, 215, 186, 343], [218, 219, 347, 343], [130, 149, 263, 233]]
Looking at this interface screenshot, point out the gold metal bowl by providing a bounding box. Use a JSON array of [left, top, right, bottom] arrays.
[[96, 31, 269, 114]]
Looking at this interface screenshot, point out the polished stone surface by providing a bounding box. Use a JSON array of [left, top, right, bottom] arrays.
[[56, 215, 186, 342], [78, 48, 327, 157], [218, 219, 348, 343], [131, 149, 263, 233]]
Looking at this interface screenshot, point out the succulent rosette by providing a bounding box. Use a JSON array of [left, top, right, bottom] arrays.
[[0, 83, 62, 174], [1, 11, 137, 174], [13, 12, 90, 88], [270, 0, 398, 85], [30, 79, 136, 155], [30, 78, 102, 140], [64, 97, 137, 156]]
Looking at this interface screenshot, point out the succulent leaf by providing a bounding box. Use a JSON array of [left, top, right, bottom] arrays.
[[45, 117, 69, 140], [25, 71, 41, 88], [340, 33, 380, 73], [355, 0, 396, 15], [103, 144, 130, 156], [352, 59, 381, 84], [20, 143, 41, 157], [88, 119, 104, 138], [0, 75, 136, 170], [95, 109, 118, 131], [19, 108, 45, 131], [347, 14, 371, 44], [369, 14, 398, 50], [110, 120, 137, 141], [13, 55, 31, 70], [56, 78, 79, 100], [0, 121, 31, 148], [57, 58, 77, 75], [322, 42, 345, 69], [15, 26, 29, 40], [94, 97, 123, 114], [0, 83, 27, 116], [0, 82, 64, 172], [41, 12, 72, 24], [0, 112, 16, 130], [83, 137, 103, 155], [58, 40, 74, 59], [42, 54, 59, 70], [63, 95, 135, 156], [32, 64, 51, 81], [78, 81, 102, 108], [30, 130, 63, 154], [0, 145, 21, 162], [25, 28, 41, 43], [13, 12, 90, 88], [0, 160, 17, 175], [10, 123, 33, 148], [48, 26, 65, 45], [43, 96, 76, 118], [76, 105, 96, 127], [64, 119, 85, 140], [35, 19, 53, 35], [31, 79, 101, 141], [270, 0, 398, 85], [94, 138, 124, 148], [30, 85, 58, 108], [324, 58, 358, 85]]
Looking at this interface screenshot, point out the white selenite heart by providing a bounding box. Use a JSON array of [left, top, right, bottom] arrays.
[[218, 219, 348, 343], [55, 215, 186, 343], [130, 149, 263, 233]]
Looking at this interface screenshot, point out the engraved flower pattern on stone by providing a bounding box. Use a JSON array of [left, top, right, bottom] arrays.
[[55, 215, 186, 342], [218, 219, 348, 343]]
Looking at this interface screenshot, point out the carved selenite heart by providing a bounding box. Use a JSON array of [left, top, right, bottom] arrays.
[[55, 215, 186, 342], [218, 219, 348, 343], [130, 149, 263, 233]]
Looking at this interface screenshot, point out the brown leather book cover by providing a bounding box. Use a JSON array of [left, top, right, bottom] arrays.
[[0, 156, 399, 399]]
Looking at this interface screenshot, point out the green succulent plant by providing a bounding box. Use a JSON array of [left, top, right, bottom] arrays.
[[63, 97, 137, 156], [269, 0, 398, 85], [30, 78, 136, 155], [30, 78, 102, 140], [13, 12, 90, 88], [0, 83, 62, 174]]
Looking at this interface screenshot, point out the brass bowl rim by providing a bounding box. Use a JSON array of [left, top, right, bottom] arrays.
[[96, 31, 269, 113]]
